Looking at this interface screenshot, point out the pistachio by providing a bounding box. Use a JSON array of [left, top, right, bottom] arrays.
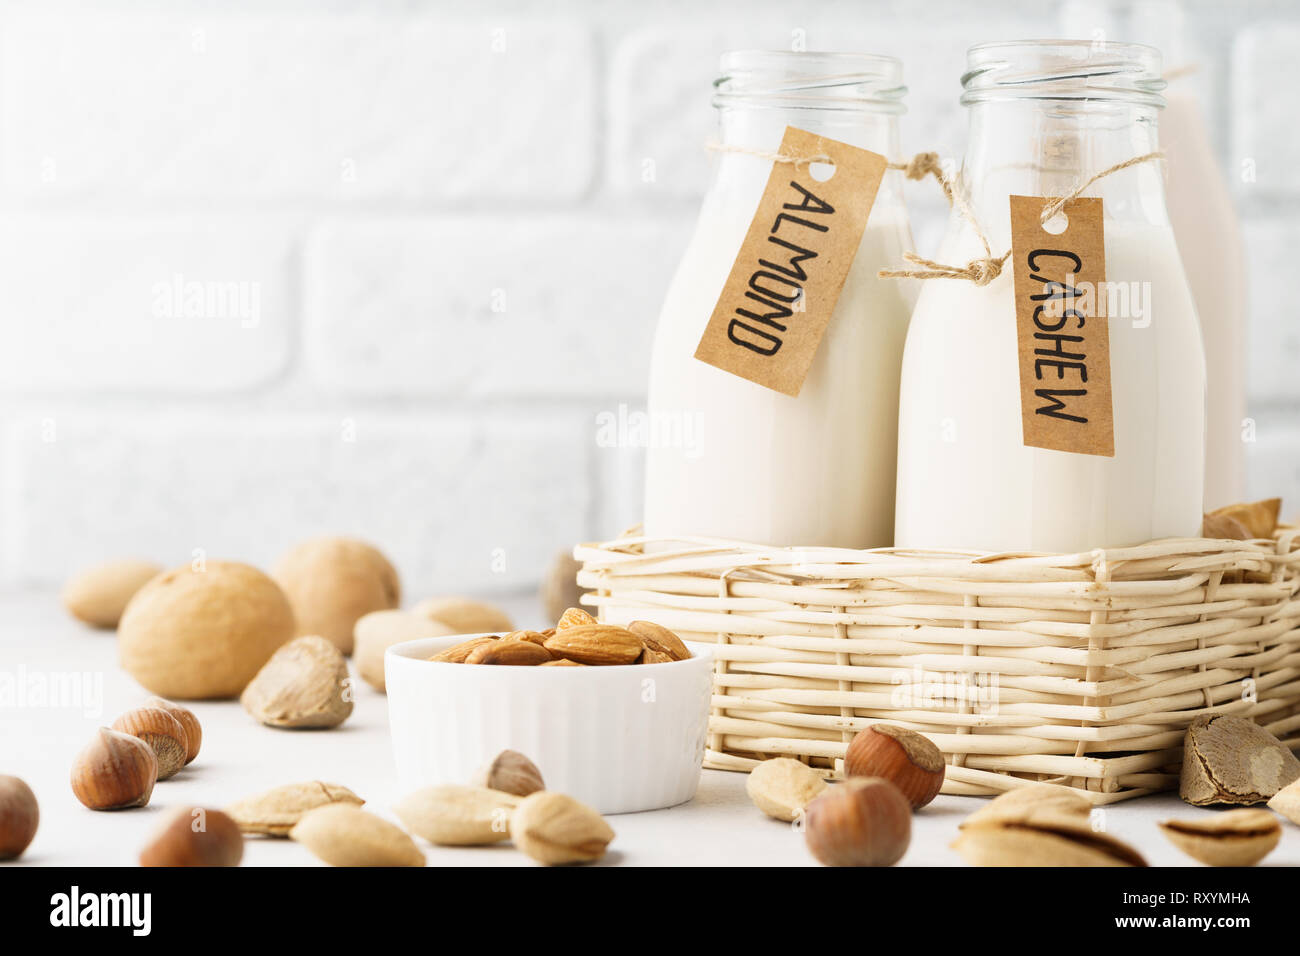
[[225, 781, 364, 836], [1180, 714, 1300, 806], [952, 785, 1147, 867], [745, 758, 827, 822], [393, 785, 519, 846], [1159, 809, 1281, 866], [510, 791, 614, 865]]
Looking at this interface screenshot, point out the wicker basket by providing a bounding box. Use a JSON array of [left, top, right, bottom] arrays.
[[575, 528, 1300, 804]]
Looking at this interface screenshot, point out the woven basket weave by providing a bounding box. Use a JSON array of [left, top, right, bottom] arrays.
[[575, 528, 1300, 804]]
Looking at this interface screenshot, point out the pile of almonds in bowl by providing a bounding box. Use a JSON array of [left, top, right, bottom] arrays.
[[427, 607, 690, 667]]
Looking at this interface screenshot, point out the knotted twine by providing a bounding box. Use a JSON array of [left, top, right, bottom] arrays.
[[705, 140, 1164, 287]]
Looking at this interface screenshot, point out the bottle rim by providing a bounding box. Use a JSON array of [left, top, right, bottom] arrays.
[[961, 39, 1166, 108], [714, 50, 907, 113]]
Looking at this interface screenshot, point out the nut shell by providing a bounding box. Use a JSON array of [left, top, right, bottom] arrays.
[[393, 785, 519, 846], [1180, 714, 1300, 806], [61, 559, 162, 629], [1159, 809, 1282, 867], [118, 561, 295, 699], [70, 728, 157, 810], [353, 610, 452, 691], [412, 596, 513, 635], [952, 784, 1147, 867], [143, 697, 202, 765], [241, 635, 354, 729], [111, 706, 189, 780], [225, 781, 364, 836], [0, 776, 38, 860], [471, 750, 545, 797], [804, 777, 911, 867], [274, 537, 400, 654], [290, 804, 424, 867], [845, 724, 946, 809], [139, 807, 244, 866], [510, 791, 614, 865]]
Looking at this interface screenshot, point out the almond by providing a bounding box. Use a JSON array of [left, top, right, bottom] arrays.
[[556, 607, 597, 630], [543, 625, 643, 666], [428, 636, 498, 663], [627, 620, 690, 661], [465, 639, 552, 666], [540, 659, 584, 667]]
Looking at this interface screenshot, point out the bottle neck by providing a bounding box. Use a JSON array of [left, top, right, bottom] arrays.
[[710, 105, 905, 206], [958, 99, 1167, 246]]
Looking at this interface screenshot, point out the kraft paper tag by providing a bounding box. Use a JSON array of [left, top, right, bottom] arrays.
[[693, 127, 888, 397], [1009, 195, 1114, 457]]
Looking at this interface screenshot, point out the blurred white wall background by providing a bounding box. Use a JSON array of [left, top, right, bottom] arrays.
[[0, 0, 1296, 597]]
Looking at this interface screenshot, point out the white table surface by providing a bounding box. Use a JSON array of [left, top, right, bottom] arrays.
[[3, 589, 1298, 868]]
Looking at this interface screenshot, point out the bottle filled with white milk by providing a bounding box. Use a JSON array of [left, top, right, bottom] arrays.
[[894, 41, 1206, 553], [644, 50, 915, 548]]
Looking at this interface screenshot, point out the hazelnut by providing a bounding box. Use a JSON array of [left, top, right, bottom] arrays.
[[139, 806, 244, 867], [470, 750, 545, 797], [0, 776, 39, 860], [845, 724, 945, 809], [804, 777, 911, 867], [143, 697, 202, 765], [111, 706, 189, 780], [70, 728, 157, 810]]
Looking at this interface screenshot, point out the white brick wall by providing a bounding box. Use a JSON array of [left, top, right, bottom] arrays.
[[0, 0, 1296, 595]]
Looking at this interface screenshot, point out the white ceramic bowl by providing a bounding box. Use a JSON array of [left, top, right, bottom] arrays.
[[385, 634, 714, 814]]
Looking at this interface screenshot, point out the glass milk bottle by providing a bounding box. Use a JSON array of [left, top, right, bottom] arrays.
[[644, 51, 915, 548], [894, 41, 1205, 553]]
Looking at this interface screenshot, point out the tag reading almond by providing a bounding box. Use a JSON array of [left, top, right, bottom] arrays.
[[1009, 195, 1114, 457], [693, 127, 887, 397]]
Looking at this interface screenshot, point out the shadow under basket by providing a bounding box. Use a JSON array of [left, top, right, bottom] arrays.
[[575, 527, 1300, 805]]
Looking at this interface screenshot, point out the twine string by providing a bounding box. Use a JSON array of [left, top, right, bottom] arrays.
[[703, 140, 1163, 288], [704, 141, 950, 191], [882, 150, 1165, 285]]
